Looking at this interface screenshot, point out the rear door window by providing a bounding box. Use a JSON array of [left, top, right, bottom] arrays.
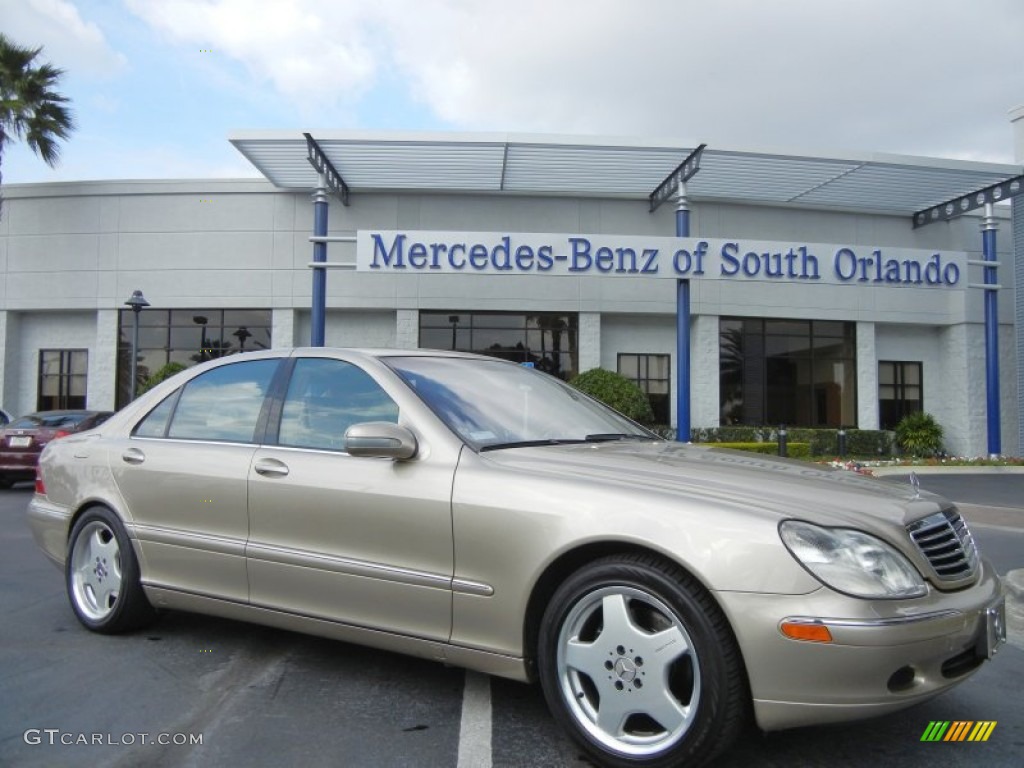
[[164, 360, 280, 443]]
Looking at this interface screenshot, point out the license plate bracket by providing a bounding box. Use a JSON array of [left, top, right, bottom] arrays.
[[978, 598, 1007, 659]]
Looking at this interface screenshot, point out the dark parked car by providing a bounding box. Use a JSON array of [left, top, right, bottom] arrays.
[[0, 410, 113, 488]]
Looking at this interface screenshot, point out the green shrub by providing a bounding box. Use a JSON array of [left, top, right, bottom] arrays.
[[710, 441, 810, 459], [845, 429, 894, 457], [569, 368, 655, 424], [139, 361, 188, 395], [894, 412, 944, 457], [690, 426, 770, 443], [689, 426, 894, 457]]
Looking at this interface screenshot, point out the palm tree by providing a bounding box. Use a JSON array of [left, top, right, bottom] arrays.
[[0, 33, 75, 218]]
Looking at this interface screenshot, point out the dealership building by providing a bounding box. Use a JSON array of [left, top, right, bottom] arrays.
[[2, 113, 1023, 457]]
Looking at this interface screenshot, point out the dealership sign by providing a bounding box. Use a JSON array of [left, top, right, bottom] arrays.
[[358, 231, 965, 287]]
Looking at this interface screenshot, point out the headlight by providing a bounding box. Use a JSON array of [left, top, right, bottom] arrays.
[[779, 520, 927, 599]]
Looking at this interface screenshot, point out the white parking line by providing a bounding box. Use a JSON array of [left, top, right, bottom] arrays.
[[456, 670, 492, 768]]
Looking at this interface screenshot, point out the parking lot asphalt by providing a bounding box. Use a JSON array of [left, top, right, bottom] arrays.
[[2, 474, 1022, 767]]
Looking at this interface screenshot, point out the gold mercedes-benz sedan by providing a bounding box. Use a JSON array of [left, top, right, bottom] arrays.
[[28, 348, 1006, 767]]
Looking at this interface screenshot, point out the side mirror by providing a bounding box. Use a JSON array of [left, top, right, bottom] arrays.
[[344, 422, 418, 460]]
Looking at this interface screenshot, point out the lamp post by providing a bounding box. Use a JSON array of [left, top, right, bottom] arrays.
[[193, 315, 208, 361], [448, 315, 460, 350], [124, 290, 149, 401], [233, 326, 252, 351]]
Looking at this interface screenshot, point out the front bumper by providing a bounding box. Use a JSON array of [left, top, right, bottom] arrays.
[[717, 558, 1005, 731]]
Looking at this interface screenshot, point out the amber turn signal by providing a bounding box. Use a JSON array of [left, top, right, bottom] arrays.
[[780, 622, 833, 643]]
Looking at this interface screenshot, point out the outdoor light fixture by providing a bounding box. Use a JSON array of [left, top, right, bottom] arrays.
[[233, 326, 252, 351], [448, 315, 460, 350], [193, 315, 208, 361], [124, 289, 150, 401]]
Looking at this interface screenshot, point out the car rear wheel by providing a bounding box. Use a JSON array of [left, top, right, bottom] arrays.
[[66, 507, 155, 633], [538, 554, 747, 768]]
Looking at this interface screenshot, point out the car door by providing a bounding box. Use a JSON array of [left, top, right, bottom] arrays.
[[246, 355, 456, 641], [111, 357, 282, 603]]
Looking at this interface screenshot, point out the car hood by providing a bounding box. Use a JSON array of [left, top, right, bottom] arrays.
[[478, 441, 948, 535]]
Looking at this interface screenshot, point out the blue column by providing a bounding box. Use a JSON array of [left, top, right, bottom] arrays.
[[982, 205, 1000, 456], [311, 180, 329, 347], [675, 184, 691, 442]]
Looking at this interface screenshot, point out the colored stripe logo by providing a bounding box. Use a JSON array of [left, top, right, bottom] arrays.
[[920, 721, 997, 742]]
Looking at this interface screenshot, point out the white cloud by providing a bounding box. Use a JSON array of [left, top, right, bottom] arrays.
[[121, 0, 1023, 160], [8, 0, 1018, 183], [0, 0, 127, 75], [376, 0, 1024, 160], [124, 0, 378, 106]]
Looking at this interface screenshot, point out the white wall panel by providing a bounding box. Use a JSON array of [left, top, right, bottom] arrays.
[[13, 312, 97, 417], [0, 179, 1016, 452]]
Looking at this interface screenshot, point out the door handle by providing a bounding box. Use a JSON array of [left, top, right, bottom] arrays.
[[121, 447, 145, 465], [254, 458, 289, 477]]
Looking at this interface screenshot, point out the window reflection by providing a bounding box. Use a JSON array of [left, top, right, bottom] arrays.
[[278, 358, 399, 451], [166, 360, 278, 442], [720, 318, 856, 427], [878, 361, 922, 430], [419, 312, 579, 380], [117, 308, 272, 408], [618, 353, 671, 426]]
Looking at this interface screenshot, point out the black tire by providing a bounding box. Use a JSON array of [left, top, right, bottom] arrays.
[[538, 553, 747, 768], [0, 475, 12, 489], [66, 507, 156, 633]]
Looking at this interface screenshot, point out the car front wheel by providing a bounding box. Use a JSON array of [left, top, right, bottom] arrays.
[[66, 507, 155, 633], [538, 554, 747, 768]]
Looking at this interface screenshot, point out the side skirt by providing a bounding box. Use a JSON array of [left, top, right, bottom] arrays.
[[142, 585, 529, 682]]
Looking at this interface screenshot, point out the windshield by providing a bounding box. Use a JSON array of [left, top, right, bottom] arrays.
[[386, 357, 656, 450]]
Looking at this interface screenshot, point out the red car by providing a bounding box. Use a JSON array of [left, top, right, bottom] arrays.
[[0, 410, 113, 488]]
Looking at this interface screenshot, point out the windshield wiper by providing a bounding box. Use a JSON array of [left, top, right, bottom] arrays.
[[480, 439, 587, 452], [480, 434, 652, 451]]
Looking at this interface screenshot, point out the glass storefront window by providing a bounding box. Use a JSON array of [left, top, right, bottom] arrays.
[[419, 312, 579, 380], [618, 354, 671, 426], [720, 317, 856, 428], [117, 308, 272, 407], [878, 361, 922, 430], [38, 350, 88, 411]]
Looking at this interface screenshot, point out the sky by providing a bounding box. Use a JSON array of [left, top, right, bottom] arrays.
[[2, 0, 1023, 184]]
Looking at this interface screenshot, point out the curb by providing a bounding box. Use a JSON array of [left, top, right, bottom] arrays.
[[869, 466, 1024, 477]]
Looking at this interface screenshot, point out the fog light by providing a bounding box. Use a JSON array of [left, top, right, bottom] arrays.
[[887, 665, 916, 692]]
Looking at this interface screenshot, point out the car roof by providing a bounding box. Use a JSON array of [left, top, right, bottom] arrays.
[[287, 347, 511, 364]]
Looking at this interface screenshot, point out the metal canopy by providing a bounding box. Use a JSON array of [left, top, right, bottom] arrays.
[[230, 130, 1022, 216]]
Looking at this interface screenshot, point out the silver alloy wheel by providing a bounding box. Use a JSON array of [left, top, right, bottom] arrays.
[[69, 520, 123, 621], [555, 585, 701, 757]]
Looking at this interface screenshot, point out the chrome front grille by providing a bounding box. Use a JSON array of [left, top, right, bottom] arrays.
[[907, 509, 979, 583]]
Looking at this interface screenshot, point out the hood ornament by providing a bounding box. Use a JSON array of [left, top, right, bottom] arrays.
[[909, 472, 921, 500]]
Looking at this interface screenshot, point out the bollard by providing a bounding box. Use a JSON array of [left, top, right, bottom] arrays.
[[778, 426, 788, 458], [837, 428, 847, 458]]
